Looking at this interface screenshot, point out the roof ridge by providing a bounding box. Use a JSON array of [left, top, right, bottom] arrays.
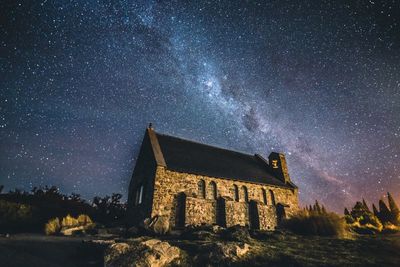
[[155, 131, 258, 158]]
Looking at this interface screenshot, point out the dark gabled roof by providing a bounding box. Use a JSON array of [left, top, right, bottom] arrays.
[[154, 131, 294, 188]]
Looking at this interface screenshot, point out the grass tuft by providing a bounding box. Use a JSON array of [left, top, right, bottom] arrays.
[[282, 210, 347, 237]]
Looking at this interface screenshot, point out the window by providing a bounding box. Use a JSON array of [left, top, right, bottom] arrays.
[[269, 189, 276, 205], [209, 181, 217, 200], [135, 184, 144, 205], [242, 186, 248, 202], [233, 184, 239, 201], [262, 188, 267, 204], [198, 179, 206, 198]]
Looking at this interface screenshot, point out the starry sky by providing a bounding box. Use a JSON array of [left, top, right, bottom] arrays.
[[1, 0, 399, 212]]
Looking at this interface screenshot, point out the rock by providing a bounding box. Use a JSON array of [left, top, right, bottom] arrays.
[[143, 215, 170, 235], [223, 225, 251, 242], [104, 239, 181, 267], [105, 243, 131, 266], [212, 225, 225, 234], [215, 242, 250, 259], [141, 239, 181, 267], [234, 243, 251, 257]]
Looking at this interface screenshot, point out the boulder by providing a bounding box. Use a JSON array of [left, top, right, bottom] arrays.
[[104, 239, 181, 267], [141, 239, 181, 266], [212, 225, 225, 234], [104, 243, 131, 267], [143, 215, 170, 235]]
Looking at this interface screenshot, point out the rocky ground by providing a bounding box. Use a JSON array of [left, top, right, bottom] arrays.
[[0, 227, 399, 267]]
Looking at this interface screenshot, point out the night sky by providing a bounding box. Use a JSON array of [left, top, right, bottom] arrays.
[[1, 0, 399, 212]]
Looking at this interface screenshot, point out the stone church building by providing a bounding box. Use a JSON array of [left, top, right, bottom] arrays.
[[128, 126, 299, 230]]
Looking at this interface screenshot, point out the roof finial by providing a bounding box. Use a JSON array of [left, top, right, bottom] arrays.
[[148, 122, 153, 129]]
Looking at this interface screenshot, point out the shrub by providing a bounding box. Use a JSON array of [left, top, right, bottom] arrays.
[[61, 214, 79, 228], [282, 210, 347, 237], [45, 217, 61, 235], [77, 214, 93, 225]]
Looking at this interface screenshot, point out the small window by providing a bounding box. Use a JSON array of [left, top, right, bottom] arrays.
[[262, 188, 267, 204], [269, 189, 276, 205], [209, 181, 217, 200], [198, 179, 206, 198], [233, 184, 239, 201], [135, 184, 144, 205], [242, 186, 248, 202]]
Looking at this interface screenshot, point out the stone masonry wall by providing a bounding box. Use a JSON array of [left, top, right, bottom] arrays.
[[185, 197, 216, 226], [151, 166, 299, 228], [225, 200, 249, 227], [258, 203, 278, 230]]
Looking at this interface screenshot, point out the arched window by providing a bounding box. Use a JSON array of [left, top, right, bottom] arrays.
[[242, 186, 248, 202], [262, 188, 267, 204], [269, 189, 276, 205], [198, 179, 206, 198], [209, 181, 217, 200], [233, 184, 239, 202], [135, 184, 144, 205]]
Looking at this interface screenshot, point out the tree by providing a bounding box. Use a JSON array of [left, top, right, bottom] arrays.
[[0, 185, 3, 194], [372, 204, 379, 217], [313, 200, 322, 214], [321, 205, 327, 214], [387, 192, 400, 225], [362, 199, 370, 212], [378, 199, 391, 224], [344, 208, 350, 216]]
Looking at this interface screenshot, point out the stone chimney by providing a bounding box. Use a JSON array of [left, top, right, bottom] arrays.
[[268, 152, 291, 184]]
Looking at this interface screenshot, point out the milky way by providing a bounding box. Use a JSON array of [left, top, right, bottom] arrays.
[[1, 0, 399, 212]]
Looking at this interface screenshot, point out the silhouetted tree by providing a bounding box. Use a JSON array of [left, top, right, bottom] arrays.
[[70, 193, 83, 203], [362, 199, 370, 212], [387, 192, 400, 225], [313, 200, 322, 214], [344, 208, 350, 216], [0, 185, 3, 194], [372, 204, 379, 217], [378, 199, 391, 224], [321, 205, 327, 214]]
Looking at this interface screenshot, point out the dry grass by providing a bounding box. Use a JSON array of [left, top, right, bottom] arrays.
[[282, 210, 347, 238]]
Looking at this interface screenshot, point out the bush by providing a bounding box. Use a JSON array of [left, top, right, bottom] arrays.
[[45, 218, 61, 235], [77, 214, 93, 225], [282, 210, 347, 237], [61, 214, 79, 228]]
